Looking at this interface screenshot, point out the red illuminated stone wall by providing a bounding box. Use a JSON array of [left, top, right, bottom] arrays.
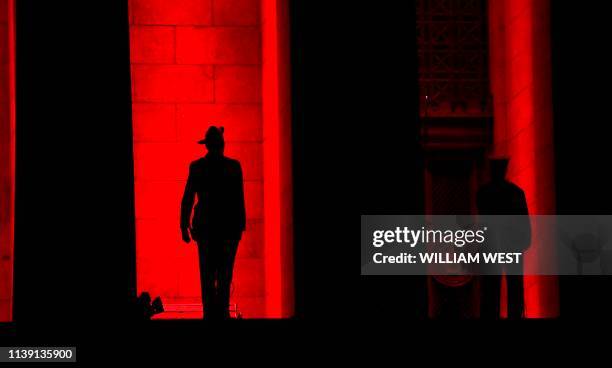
[[0, 0, 14, 322], [489, 0, 558, 318], [129, 0, 266, 317]]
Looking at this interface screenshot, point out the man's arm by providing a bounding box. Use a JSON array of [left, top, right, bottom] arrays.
[[180, 164, 196, 242]]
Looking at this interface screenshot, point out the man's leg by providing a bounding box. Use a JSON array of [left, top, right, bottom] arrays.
[[197, 241, 216, 319], [507, 263, 525, 319], [480, 275, 502, 319], [217, 239, 239, 319]]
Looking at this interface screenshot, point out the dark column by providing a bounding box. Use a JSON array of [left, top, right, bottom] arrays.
[[14, 0, 135, 333]]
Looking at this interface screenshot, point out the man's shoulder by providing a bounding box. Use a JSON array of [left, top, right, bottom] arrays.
[[222, 156, 241, 169], [189, 157, 207, 170], [506, 181, 525, 195], [190, 156, 241, 171]]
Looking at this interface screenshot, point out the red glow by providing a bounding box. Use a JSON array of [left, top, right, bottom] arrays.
[[488, 0, 558, 318], [129, 0, 293, 318], [0, 0, 15, 322], [262, 0, 294, 317]]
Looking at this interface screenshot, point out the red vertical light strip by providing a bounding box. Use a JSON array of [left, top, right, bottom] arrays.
[[262, 0, 293, 318], [262, 0, 281, 317], [277, 0, 294, 319], [488, 0, 558, 318], [0, 0, 15, 322], [7, 0, 15, 322]]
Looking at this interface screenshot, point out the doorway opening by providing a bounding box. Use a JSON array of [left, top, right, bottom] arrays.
[[129, 0, 293, 319]]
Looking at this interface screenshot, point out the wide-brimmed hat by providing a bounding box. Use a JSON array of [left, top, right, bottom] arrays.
[[197, 126, 224, 144]]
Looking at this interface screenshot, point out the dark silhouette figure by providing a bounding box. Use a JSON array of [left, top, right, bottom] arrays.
[[181, 126, 246, 320], [131, 292, 164, 321], [477, 158, 531, 319]]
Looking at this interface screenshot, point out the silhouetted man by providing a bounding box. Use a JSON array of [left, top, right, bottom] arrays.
[[181, 126, 246, 320], [477, 158, 531, 319]]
